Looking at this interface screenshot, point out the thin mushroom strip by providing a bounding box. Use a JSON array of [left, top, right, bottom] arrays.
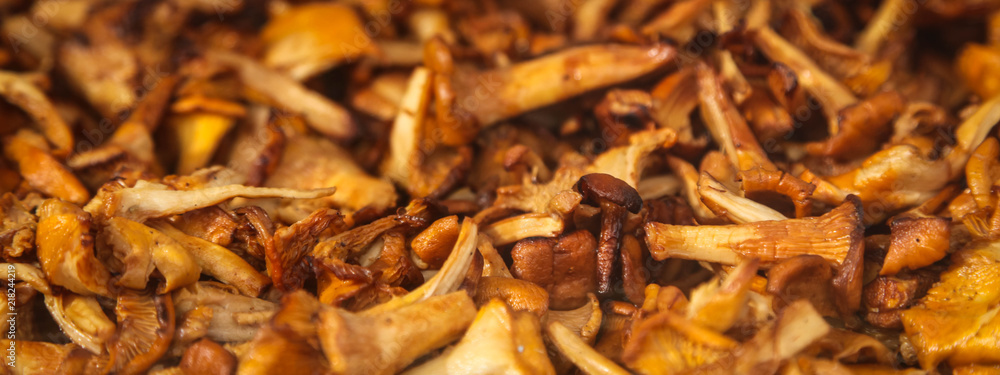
[[4, 1, 1000, 374]]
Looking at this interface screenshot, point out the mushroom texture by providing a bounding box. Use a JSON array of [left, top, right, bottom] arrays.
[[4, 0, 1000, 372]]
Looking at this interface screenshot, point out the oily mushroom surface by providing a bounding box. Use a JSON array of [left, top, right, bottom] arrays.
[[3, 1, 1000, 374]]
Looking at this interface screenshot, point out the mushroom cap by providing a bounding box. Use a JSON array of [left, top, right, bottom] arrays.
[[574, 173, 643, 214]]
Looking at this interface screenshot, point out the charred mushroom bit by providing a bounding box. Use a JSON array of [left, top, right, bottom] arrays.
[[5, 0, 1000, 373]]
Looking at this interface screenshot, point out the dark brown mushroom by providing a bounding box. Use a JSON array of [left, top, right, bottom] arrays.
[[574, 173, 643, 295]]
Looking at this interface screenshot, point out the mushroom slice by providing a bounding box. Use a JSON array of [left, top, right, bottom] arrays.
[[881, 217, 951, 275], [318, 291, 477, 375], [0, 71, 73, 157], [804, 91, 907, 160], [151, 221, 271, 297], [168, 206, 238, 247], [3, 340, 103, 374], [36, 198, 111, 296], [84, 179, 336, 223], [474, 277, 550, 316], [640, 0, 713, 43], [260, 2, 373, 80], [43, 293, 115, 354], [623, 309, 738, 374], [225, 106, 285, 187], [644, 196, 863, 267], [482, 213, 564, 246], [205, 50, 355, 140], [698, 172, 787, 224], [686, 258, 759, 333], [766, 255, 840, 318], [546, 293, 602, 345], [173, 282, 278, 343], [107, 289, 174, 375], [0, 263, 51, 295], [169, 112, 237, 175], [3, 129, 89, 204], [102, 217, 201, 293], [0, 193, 37, 260], [265, 132, 397, 215], [650, 67, 708, 153], [238, 290, 329, 374], [723, 300, 831, 374], [901, 240, 1000, 369], [403, 299, 556, 375]]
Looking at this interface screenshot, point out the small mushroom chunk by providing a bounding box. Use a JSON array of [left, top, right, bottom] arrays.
[[411, 215, 461, 269], [482, 213, 564, 246], [180, 338, 237, 375], [170, 207, 238, 247], [511, 230, 598, 309], [863, 272, 936, 329], [574, 173, 643, 295], [881, 217, 951, 276]]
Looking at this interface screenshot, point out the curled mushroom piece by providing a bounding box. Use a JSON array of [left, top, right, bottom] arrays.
[[645, 196, 864, 267], [101, 217, 201, 293], [318, 291, 477, 375], [107, 289, 175, 375], [4, 129, 89, 205], [151, 221, 271, 297], [575, 173, 643, 295], [36, 198, 111, 296], [402, 299, 555, 375], [43, 293, 115, 354], [237, 290, 328, 374]]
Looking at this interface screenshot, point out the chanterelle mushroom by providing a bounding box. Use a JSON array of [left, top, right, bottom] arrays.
[[574, 173, 643, 295]]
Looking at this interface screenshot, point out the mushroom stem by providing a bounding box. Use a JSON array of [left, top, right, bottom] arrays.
[[644, 197, 863, 267], [597, 201, 627, 295]]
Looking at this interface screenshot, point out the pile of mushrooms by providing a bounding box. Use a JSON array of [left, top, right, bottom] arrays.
[[3, 0, 1000, 373]]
